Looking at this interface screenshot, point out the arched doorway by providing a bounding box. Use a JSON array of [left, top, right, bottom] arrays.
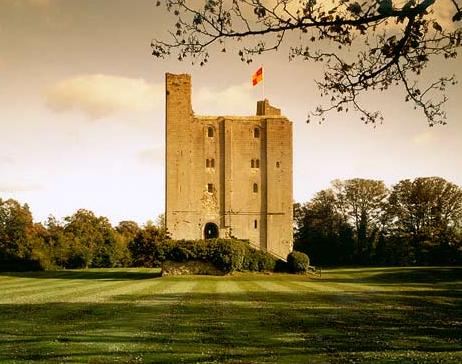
[[204, 222, 219, 239]]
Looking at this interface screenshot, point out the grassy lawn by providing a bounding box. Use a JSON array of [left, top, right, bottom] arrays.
[[0, 267, 461, 363]]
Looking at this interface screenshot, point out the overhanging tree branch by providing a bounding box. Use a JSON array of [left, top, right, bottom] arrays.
[[153, 0, 462, 126]]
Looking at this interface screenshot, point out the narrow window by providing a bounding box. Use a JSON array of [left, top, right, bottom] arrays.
[[276, 161, 280, 168], [254, 127, 260, 138], [253, 183, 258, 193], [211, 158, 215, 168], [251, 159, 255, 168], [254, 220, 258, 229], [255, 159, 260, 168], [206, 159, 210, 168], [208, 127, 214, 137], [207, 183, 213, 193]]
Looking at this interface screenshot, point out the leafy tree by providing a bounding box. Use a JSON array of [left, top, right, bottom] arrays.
[[388, 176, 462, 263], [153, 0, 462, 126], [294, 189, 354, 265], [114, 220, 141, 266], [63, 209, 118, 268], [333, 179, 389, 263], [116, 220, 141, 238], [0, 198, 34, 260], [43, 216, 70, 267], [129, 225, 169, 267]]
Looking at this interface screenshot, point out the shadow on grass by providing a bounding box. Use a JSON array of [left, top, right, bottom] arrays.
[[323, 267, 462, 285], [1, 285, 461, 363], [0, 270, 162, 280]]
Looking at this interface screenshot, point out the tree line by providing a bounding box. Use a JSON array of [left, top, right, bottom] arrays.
[[294, 176, 462, 266], [0, 203, 167, 271], [1, 176, 461, 271]]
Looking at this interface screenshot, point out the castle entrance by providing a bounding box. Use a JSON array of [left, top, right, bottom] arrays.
[[204, 223, 219, 239]]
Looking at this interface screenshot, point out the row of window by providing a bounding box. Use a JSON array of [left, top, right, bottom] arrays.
[[206, 159, 280, 169], [206, 159, 261, 169], [207, 127, 260, 138], [207, 183, 259, 193]]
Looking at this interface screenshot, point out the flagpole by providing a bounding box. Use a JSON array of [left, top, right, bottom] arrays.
[[262, 64, 265, 101]]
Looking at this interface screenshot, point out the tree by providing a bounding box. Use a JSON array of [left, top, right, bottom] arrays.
[[129, 225, 169, 267], [388, 176, 462, 263], [294, 189, 354, 265], [0, 198, 34, 260], [153, 0, 462, 126], [63, 209, 118, 268], [333, 179, 389, 263], [114, 220, 141, 266]]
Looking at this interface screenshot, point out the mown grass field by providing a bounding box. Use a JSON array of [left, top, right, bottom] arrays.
[[0, 267, 461, 363]]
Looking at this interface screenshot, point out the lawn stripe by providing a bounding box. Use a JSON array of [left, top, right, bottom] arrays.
[[0, 277, 97, 299], [70, 279, 165, 303], [285, 280, 343, 292], [1, 279, 128, 304], [216, 280, 243, 294], [252, 280, 298, 292], [161, 280, 199, 294]]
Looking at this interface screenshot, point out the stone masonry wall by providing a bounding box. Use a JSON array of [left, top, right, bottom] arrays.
[[165, 73, 293, 259]]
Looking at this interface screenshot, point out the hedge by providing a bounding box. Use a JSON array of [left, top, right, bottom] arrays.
[[129, 237, 279, 273]]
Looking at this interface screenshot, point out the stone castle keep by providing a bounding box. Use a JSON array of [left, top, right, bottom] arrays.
[[165, 73, 293, 259]]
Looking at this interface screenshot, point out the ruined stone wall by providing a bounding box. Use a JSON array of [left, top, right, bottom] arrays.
[[165, 73, 293, 259]]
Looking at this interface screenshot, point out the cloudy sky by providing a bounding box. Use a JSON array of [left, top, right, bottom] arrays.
[[1, 0, 461, 225]]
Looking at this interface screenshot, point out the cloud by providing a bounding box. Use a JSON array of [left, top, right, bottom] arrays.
[[194, 83, 254, 115], [45, 74, 163, 119], [137, 147, 164, 164], [413, 131, 437, 145]]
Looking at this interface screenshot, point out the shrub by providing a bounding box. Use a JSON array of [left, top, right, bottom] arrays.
[[287, 251, 310, 274], [243, 248, 276, 272], [209, 239, 247, 273], [130, 236, 281, 274]]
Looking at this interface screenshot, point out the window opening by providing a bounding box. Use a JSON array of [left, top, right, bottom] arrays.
[[276, 161, 280, 168], [206, 159, 210, 168], [254, 220, 258, 229], [254, 127, 260, 138], [251, 159, 255, 168], [208, 127, 214, 137], [253, 183, 258, 193], [211, 159, 215, 168], [256, 159, 260, 168], [207, 183, 213, 193]]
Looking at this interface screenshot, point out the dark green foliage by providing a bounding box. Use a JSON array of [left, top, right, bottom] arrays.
[[287, 251, 310, 274], [0, 199, 34, 260], [128, 225, 169, 267], [294, 193, 355, 266], [295, 177, 462, 267], [243, 248, 277, 272], [3, 175, 461, 272], [209, 239, 247, 273], [63, 209, 119, 268], [128, 237, 277, 273]]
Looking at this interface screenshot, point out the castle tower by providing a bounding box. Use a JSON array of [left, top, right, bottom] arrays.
[[165, 73, 293, 259]]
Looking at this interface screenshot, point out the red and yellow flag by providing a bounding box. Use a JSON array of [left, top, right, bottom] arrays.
[[252, 67, 263, 86]]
